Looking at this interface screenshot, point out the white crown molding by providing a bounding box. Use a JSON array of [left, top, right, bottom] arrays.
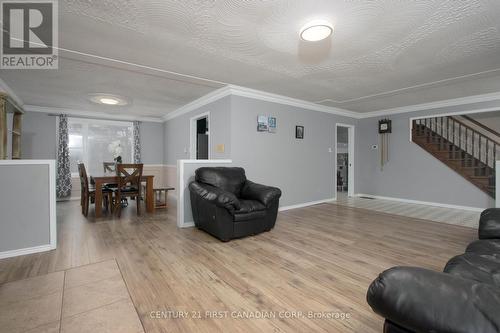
[[24, 105, 165, 123], [359, 91, 500, 119], [317, 67, 500, 105], [228, 85, 359, 118], [163, 86, 233, 121], [163, 85, 360, 122], [0, 78, 24, 107]]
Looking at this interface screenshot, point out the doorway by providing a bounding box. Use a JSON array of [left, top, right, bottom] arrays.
[[190, 112, 210, 160], [336, 124, 354, 198]]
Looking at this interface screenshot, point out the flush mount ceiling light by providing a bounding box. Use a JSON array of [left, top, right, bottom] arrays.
[[89, 94, 129, 106], [300, 20, 334, 42]]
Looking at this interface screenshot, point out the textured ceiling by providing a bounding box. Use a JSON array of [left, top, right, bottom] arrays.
[[2, 0, 500, 118]]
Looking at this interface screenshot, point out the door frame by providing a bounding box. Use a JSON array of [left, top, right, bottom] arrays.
[[190, 112, 211, 160], [335, 123, 355, 197]]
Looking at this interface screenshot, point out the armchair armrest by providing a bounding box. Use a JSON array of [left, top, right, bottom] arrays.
[[189, 182, 241, 213], [479, 208, 500, 239], [367, 266, 500, 333], [241, 180, 281, 207]]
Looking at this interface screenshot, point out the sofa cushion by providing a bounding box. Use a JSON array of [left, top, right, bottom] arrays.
[[444, 253, 500, 287], [233, 200, 266, 222], [466, 240, 500, 255], [479, 208, 500, 239], [195, 167, 247, 195], [236, 199, 266, 214], [234, 210, 267, 222]]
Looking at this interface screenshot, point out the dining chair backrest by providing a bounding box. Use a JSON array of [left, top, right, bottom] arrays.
[[116, 164, 143, 192], [78, 163, 90, 192], [103, 162, 116, 174]]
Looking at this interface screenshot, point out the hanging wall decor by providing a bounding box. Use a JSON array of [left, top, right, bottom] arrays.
[[378, 119, 391, 170], [268, 116, 277, 133], [296, 125, 304, 139], [257, 115, 268, 132]]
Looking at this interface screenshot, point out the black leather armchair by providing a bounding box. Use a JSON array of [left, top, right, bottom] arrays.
[[189, 167, 282, 241], [367, 208, 500, 333]]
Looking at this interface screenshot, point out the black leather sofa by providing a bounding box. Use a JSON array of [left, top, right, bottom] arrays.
[[188, 167, 282, 241], [367, 208, 500, 333]]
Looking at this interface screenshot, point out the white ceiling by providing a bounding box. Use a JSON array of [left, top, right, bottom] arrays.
[[1, 0, 500, 119]]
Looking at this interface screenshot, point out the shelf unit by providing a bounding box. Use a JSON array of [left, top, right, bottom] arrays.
[[0, 93, 23, 159]]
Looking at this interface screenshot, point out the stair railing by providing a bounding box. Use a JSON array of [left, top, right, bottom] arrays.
[[413, 116, 500, 169]]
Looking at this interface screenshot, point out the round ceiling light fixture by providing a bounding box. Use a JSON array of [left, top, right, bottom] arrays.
[[89, 94, 129, 106], [300, 20, 334, 42]]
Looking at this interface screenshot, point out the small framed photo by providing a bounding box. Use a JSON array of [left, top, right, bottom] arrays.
[[268, 116, 276, 133], [295, 125, 304, 139], [257, 115, 268, 132]]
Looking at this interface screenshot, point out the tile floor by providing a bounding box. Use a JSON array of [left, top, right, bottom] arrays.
[[335, 192, 481, 228], [0, 259, 144, 333]]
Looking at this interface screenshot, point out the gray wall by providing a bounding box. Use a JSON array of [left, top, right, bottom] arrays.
[[0, 164, 51, 252], [230, 95, 356, 207], [140, 121, 164, 164], [21, 111, 164, 163], [355, 101, 500, 209], [163, 96, 232, 165], [22, 111, 57, 159]]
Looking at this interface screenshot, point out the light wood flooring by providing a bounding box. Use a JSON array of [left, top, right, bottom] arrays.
[[0, 199, 477, 333]]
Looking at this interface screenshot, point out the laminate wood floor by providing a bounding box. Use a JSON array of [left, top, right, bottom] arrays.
[[0, 200, 477, 333]]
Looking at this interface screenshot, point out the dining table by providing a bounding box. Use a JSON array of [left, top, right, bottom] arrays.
[[91, 174, 155, 218]]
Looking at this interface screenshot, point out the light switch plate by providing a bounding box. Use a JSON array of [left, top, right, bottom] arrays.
[[216, 144, 225, 153]]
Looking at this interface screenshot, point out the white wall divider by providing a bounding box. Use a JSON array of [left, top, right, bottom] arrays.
[[177, 159, 232, 228], [496, 161, 500, 208], [0, 160, 57, 259]]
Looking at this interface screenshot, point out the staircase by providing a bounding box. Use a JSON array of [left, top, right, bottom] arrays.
[[412, 116, 498, 198]]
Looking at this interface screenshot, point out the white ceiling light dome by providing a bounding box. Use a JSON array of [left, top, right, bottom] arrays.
[[89, 93, 129, 106], [300, 20, 334, 42]]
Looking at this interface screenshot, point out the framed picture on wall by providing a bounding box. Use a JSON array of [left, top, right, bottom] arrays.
[[257, 115, 268, 132], [295, 125, 304, 139], [268, 116, 276, 133]]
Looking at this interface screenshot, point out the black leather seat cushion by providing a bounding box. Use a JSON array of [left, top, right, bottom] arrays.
[[195, 167, 247, 196], [444, 253, 500, 287], [118, 186, 139, 192], [466, 240, 500, 255], [234, 199, 266, 222], [236, 199, 266, 214]]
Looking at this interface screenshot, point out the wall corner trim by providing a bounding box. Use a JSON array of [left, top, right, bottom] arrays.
[[355, 193, 486, 212], [358, 91, 500, 119]]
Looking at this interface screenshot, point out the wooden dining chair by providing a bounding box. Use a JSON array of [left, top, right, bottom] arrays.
[[78, 163, 113, 217], [114, 163, 143, 217], [103, 162, 116, 174]]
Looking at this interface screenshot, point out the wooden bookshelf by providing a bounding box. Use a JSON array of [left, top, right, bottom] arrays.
[[0, 93, 23, 159]]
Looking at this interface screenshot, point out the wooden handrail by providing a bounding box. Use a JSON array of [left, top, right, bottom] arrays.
[[461, 115, 500, 140], [450, 116, 500, 146], [413, 115, 499, 168]]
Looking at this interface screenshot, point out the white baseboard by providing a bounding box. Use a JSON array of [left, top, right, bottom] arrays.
[[279, 198, 336, 212], [0, 244, 56, 260], [355, 194, 485, 212], [181, 221, 195, 228]]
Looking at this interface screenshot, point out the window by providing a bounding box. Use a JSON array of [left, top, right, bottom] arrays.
[[68, 118, 134, 177]]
